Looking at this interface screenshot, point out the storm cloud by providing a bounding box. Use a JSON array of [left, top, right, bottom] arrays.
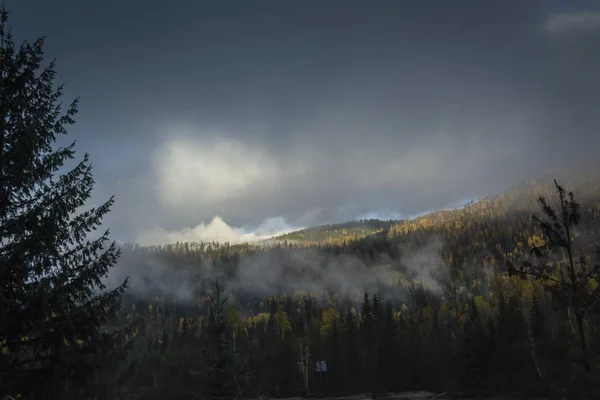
[[9, 0, 600, 244]]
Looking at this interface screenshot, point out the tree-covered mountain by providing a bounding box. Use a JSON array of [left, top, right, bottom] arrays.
[[99, 173, 600, 399], [272, 218, 402, 244], [272, 165, 600, 248]]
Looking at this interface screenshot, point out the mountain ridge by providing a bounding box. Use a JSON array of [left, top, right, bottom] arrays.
[[266, 170, 600, 246]]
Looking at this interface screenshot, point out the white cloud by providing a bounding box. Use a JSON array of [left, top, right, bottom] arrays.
[[135, 215, 296, 246], [154, 135, 280, 208], [250, 216, 298, 238], [545, 11, 600, 34]]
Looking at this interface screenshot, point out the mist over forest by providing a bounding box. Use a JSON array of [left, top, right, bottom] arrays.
[[3, 1, 600, 400], [106, 233, 446, 305]]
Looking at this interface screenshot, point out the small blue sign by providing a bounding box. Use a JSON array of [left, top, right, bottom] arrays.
[[315, 361, 327, 372]]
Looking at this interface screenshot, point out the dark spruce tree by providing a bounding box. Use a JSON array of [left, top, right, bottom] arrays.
[[204, 282, 241, 399], [0, 8, 128, 399], [458, 298, 486, 394]]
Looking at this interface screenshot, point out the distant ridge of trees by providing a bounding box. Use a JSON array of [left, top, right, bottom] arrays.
[[274, 218, 403, 243]]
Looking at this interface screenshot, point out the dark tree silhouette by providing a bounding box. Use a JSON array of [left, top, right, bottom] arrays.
[[205, 282, 242, 399], [0, 8, 128, 399], [509, 179, 600, 372]]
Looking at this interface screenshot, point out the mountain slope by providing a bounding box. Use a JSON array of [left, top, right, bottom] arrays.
[[272, 218, 402, 243]]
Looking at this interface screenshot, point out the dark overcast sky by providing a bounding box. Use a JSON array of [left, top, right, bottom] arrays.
[[7, 0, 600, 244]]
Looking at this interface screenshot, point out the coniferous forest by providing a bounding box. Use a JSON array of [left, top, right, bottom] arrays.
[[2, 7, 600, 400]]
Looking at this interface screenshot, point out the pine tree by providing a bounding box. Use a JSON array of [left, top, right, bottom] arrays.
[[327, 317, 343, 394], [372, 294, 380, 321], [359, 292, 373, 342], [341, 309, 360, 394], [204, 282, 241, 399], [0, 8, 128, 399], [459, 298, 486, 392], [375, 302, 397, 394]]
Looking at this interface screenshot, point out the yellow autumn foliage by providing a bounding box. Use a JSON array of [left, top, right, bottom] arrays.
[[528, 234, 546, 249], [320, 308, 338, 336], [474, 296, 491, 317]]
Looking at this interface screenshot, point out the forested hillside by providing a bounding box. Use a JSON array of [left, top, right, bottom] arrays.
[[272, 219, 402, 244], [102, 175, 600, 399], [2, 7, 600, 399]]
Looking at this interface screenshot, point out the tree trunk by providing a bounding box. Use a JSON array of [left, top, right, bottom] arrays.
[[575, 311, 590, 372], [526, 320, 544, 380], [299, 343, 310, 396]]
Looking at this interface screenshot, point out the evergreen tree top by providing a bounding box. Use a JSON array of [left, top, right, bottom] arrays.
[[0, 7, 128, 398]]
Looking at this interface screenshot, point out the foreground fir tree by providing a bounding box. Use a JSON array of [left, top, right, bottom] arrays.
[[0, 8, 128, 399]]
